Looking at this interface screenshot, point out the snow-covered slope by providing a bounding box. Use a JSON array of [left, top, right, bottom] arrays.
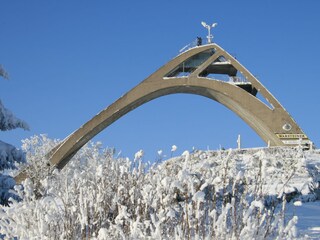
[[287, 201, 320, 239]]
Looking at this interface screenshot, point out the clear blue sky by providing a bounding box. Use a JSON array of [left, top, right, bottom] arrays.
[[1, 1, 320, 160]]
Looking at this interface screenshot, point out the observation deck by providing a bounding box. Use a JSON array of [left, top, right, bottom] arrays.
[[166, 48, 257, 96]]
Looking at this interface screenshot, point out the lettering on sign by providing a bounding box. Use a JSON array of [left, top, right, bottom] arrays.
[[276, 133, 308, 139], [281, 140, 310, 145]]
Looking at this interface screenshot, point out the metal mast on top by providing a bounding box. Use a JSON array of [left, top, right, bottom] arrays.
[[201, 21, 218, 44]]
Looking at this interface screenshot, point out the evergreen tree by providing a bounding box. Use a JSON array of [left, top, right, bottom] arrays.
[[0, 65, 29, 205], [0, 65, 9, 80]]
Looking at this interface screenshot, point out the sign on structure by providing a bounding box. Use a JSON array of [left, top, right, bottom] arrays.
[[276, 133, 310, 145]]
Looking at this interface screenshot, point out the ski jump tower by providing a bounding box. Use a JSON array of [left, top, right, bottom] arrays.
[[15, 23, 312, 183]]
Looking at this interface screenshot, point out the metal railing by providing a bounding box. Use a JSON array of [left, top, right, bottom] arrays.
[[229, 76, 249, 84]]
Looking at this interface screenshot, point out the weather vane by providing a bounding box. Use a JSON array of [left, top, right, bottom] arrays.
[[201, 21, 218, 44]]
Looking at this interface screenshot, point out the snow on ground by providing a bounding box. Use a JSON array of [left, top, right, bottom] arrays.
[[287, 201, 320, 239]]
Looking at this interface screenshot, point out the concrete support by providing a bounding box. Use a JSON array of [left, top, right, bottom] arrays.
[[14, 43, 311, 184]]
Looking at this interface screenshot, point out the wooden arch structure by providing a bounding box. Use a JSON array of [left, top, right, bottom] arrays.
[[15, 43, 310, 183]]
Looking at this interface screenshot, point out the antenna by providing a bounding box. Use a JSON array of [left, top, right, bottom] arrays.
[[237, 134, 241, 149], [201, 21, 218, 44]]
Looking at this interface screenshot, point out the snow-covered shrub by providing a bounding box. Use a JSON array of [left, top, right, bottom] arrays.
[[20, 135, 60, 197], [0, 137, 318, 239]]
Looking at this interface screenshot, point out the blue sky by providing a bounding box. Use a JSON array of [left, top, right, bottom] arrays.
[[1, 1, 320, 160]]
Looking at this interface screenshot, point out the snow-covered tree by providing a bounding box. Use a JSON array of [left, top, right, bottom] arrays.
[[0, 66, 29, 205], [0, 65, 9, 80], [0, 100, 29, 132]]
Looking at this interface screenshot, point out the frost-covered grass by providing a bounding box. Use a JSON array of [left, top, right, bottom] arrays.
[[0, 135, 319, 239]]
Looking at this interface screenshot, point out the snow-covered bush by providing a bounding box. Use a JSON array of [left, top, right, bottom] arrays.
[[0, 136, 318, 239]]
